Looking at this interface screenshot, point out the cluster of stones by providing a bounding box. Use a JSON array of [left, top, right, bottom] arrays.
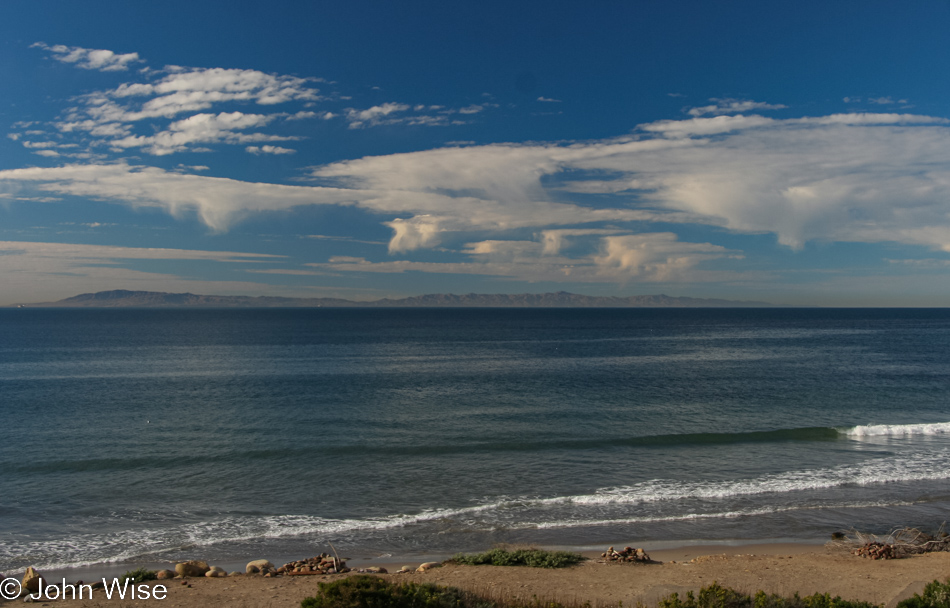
[[601, 546, 654, 563], [851, 542, 897, 560], [5, 556, 443, 598], [278, 554, 351, 575], [163, 559, 275, 579]]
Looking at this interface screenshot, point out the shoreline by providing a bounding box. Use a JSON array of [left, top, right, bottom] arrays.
[[26, 538, 828, 583], [4, 540, 948, 608]]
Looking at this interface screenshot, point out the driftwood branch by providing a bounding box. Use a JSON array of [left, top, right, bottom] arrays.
[[833, 524, 950, 559]]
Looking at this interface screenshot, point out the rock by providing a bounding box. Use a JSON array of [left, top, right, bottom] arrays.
[[22, 567, 43, 593], [176, 560, 210, 577], [416, 562, 441, 572], [155, 569, 177, 580], [600, 545, 655, 564], [277, 554, 350, 576], [206, 566, 227, 578], [852, 542, 896, 560], [246, 559, 275, 575]]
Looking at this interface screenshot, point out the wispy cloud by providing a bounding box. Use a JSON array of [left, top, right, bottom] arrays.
[[21, 43, 500, 159], [0, 241, 287, 304], [109, 111, 293, 155], [686, 98, 787, 117], [0, 163, 357, 231], [25, 44, 324, 156], [246, 145, 296, 155], [344, 102, 411, 128], [32, 43, 142, 71], [343, 102, 486, 128]]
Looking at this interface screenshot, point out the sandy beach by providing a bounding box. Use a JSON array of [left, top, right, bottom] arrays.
[[4, 542, 947, 608]]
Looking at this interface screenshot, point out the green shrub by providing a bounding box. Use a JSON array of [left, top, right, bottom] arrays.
[[300, 575, 495, 608], [119, 567, 157, 584], [657, 582, 875, 608], [450, 548, 585, 568], [301, 577, 878, 608], [897, 579, 950, 608]]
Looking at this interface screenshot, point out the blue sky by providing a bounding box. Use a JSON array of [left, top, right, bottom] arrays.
[[3, 0, 950, 305]]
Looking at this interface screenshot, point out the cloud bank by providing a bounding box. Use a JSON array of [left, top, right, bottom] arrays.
[[9, 44, 950, 289]]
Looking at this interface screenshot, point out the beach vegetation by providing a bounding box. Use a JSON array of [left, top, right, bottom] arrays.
[[300, 575, 495, 608], [449, 548, 586, 568], [896, 579, 950, 608], [301, 578, 880, 608], [119, 567, 157, 584], [657, 582, 876, 608]]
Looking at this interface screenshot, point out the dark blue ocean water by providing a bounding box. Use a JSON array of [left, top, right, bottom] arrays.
[[2, 308, 950, 572]]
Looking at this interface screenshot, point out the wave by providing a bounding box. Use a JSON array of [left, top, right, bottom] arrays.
[[843, 422, 950, 437], [10, 422, 950, 475]]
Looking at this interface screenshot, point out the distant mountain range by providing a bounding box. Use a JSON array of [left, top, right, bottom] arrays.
[[14, 289, 772, 308]]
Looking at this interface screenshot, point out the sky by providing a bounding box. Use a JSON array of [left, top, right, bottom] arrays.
[[3, 1, 950, 306]]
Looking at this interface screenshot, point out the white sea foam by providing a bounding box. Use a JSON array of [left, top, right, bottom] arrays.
[[844, 422, 950, 437], [533, 501, 912, 529], [5, 449, 950, 571], [524, 448, 950, 508]]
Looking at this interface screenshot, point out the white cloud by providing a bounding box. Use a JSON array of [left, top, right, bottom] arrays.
[[687, 98, 786, 117], [308, 232, 743, 284], [246, 145, 296, 155], [32, 54, 325, 156], [867, 97, 908, 105], [345, 103, 410, 128], [886, 258, 950, 268], [33, 43, 141, 71], [109, 111, 289, 155], [641, 114, 776, 136], [0, 163, 357, 231], [794, 113, 944, 126], [594, 233, 738, 280], [21, 141, 57, 149], [343, 102, 488, 128], [385, 216, 443, 252], [111, 67, 320, 113], [0, 240, 282, 262], [537, 97, 562, 103], [9, 111, 950, 270], [539, 229, 627, 255]]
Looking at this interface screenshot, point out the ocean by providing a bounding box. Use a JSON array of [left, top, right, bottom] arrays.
[[1, 307, 949, 574]]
